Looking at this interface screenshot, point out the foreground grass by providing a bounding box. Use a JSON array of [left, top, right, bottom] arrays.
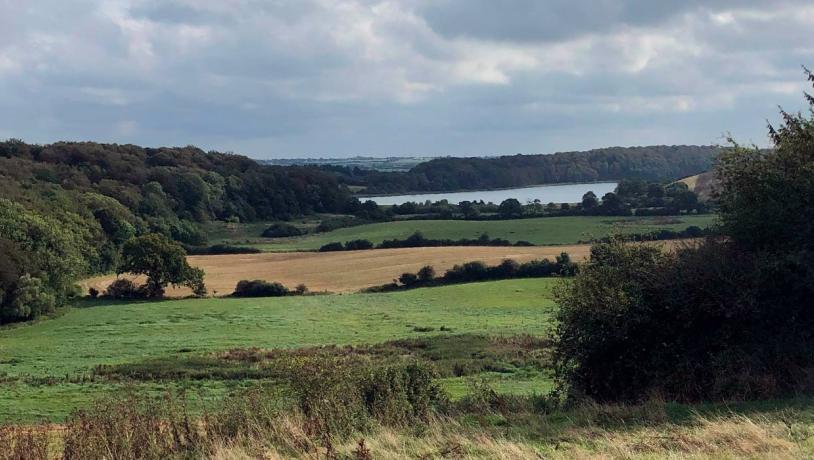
[[212, 215, 717, 251], [0, 279, 557, 422]]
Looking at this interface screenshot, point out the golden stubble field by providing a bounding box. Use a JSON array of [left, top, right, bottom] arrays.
[[83, 245, 597, 297]]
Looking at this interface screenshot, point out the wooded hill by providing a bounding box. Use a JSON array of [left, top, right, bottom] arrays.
[[330, 145, 719, 193], [0, 140, 356, 323]]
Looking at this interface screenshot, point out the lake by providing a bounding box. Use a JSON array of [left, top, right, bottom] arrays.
[[364, 182, 618, 206]]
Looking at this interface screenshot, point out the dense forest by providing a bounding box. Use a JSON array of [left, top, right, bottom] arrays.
[[331, 145, 718, 193]]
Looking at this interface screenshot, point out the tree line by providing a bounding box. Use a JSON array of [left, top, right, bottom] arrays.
[[364, 254, 577, 293], [329, 145, 718, 193]]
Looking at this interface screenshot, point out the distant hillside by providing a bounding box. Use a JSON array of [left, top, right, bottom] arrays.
[[676, 171, 717, 201], [259, 156, 429, 172], [329, 145, 719, 194]]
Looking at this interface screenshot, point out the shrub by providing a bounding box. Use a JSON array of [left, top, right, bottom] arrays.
[[417, 265, 435, 282], [497, 259, 520, 277], [554, 237, 814, 402], [398, 272, 419, 287], [319, 242, 345, 252], [88, 287, 99, 298], [344, 239, 374, 251], [262, 223, 303, 238], [233, 280, 290, 297], [0, 275, 56, 322], [294, 284, 309, 295], [104, 279, 146, 300], [444, 261, 488, 282]]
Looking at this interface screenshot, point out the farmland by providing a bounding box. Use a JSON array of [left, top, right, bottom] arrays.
[[209, 214, 717, 251], [83, 244, 596, 296]]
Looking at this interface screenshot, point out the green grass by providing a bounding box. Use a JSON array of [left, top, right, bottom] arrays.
[[440, 371, 554, 400], [239, 215, 717, 251], [0, 279, 558, 421]]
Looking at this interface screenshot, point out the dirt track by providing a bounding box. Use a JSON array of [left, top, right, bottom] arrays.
[[82, 245, 596, 297]]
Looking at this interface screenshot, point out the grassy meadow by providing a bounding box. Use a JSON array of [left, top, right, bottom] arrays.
[[0, 279, 557, 422], [208, 214, 717, 251]]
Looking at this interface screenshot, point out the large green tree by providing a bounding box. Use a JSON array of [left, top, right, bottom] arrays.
[[118, 233, 206, 298], [716, 68, 814, 252]]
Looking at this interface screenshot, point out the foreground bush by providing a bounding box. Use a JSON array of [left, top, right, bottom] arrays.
[[554, 238, 814, 402], [554, 72, 814, 403], [104, 278, 147, 299]]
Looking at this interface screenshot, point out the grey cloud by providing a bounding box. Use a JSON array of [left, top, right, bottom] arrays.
[[0, 0, 811, 157], [416, 0, 804, 43]]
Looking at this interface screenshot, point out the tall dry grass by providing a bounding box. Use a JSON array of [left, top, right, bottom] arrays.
[[3, 396, 813, 459]]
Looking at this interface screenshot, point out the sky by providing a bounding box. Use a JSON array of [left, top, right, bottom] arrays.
[[1, 1, 812, 159]]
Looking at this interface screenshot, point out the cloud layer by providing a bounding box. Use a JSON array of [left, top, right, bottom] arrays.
[[1, 0, 812, 157]]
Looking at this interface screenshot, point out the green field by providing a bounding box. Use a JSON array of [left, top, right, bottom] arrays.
[[0, 279, 558, 422], [213, 215, 717, 252]]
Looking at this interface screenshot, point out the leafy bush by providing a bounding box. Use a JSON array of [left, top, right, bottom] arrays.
[[262, 223, 303, 238], [232, 280, 290, 297], [417, 265, 435, 282], [444, 261, 488, 282], [319, 242, 345, 252], [0, 275, 56, 322], [344, 239, 374, 251], [104, 279, 147, 300], [398, 272, 419, 287]]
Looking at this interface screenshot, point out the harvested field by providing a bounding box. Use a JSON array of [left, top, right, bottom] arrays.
[[83, 245, 593, 296]]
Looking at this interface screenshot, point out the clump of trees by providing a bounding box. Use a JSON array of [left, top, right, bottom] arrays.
[[554, 71, 814, 402], [366, 254, 576, 292], [0, 199, 88, 323], [232, 280, 308, 297]]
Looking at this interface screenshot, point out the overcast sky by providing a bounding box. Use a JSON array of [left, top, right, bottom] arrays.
[[1, 1, 812, 158]]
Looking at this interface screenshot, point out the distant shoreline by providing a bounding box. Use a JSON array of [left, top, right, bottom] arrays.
[[355, 180, 619, 199]]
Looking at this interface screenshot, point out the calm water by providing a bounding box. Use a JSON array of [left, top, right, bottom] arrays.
[[365, 182, 618, 206]]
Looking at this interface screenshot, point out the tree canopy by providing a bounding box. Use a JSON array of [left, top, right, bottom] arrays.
[[118, 233, 206, 298]]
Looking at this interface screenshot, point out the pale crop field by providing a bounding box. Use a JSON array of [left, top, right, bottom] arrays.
[[82, 244, 595, 296]]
